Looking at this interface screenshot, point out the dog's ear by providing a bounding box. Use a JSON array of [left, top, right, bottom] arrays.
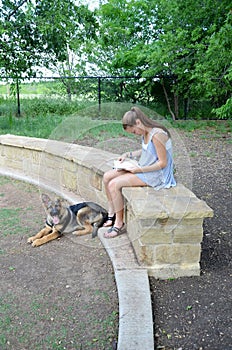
[[53, 198, 69, 211], [41, 194, 52, 209], [55, 198, 67, 205]]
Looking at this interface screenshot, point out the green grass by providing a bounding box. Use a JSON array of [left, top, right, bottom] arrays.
[[0, 81, 65, 95], [0, 177, 11, 186], [0, 98, 231, 142], [0, 208, 22, 236], [0, 100, 136, 141], [0, 291, 118, 350], [171, 119, 232, 133]]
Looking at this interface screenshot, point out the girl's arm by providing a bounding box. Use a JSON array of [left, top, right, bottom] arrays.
[[129, 134, 168, 173], [118, 149, 142, 162]]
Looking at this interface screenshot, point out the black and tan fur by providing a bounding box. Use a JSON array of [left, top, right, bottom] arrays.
[[27, 194, 108, 247]]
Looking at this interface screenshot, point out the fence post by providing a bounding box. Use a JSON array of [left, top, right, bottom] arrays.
[[16, 77, 21, 117], [98, 77, 101, 117]]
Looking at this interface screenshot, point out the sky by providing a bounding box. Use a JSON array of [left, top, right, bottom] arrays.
[[81, 0, 100, 11]]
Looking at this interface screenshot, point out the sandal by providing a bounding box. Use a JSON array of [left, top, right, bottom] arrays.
[[103, 214, 115, 227], [104, 224, 127, 238]]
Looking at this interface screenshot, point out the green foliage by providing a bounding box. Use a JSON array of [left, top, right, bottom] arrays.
[[0, 0, 98, 79], [98, 0, 158, 75], [0, 97, 90, 117], [0, 113, 63, 139], [0, 99, 164, 141], [1, 0, 231, 120], [0, 0, 45, 77], [95, 0, 231, 120], [0, 98, 95, 138], [192, 9, 232, 116], [1, 97, 231, 143], [213, 97, 232, 119]]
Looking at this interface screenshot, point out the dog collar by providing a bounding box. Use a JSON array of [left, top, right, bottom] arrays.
[[46, 220, 53, 228]]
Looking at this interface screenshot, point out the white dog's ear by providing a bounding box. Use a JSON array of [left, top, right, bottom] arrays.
[[41, 194, 52, 208]]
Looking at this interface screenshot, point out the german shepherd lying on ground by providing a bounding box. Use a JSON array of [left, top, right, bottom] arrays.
[[27, 194, 108, 247]]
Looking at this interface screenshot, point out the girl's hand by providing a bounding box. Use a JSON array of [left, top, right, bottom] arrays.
[[125, 166, 140, 174], [117, 153, 127, 163]]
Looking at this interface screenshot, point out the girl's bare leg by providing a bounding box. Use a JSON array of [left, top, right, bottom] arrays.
[[103, 170, 146, 228], [103, 169, 126, 217]]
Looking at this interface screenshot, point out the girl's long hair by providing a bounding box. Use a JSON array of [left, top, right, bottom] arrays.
[[122, 106, 171, 137]]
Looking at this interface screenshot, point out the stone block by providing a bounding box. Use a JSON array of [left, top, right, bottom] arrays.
[[76, 166, 102, 192], [61, 170, 77, 192], [147, 263, 200, 279], [127, 219, 141, 242], [140, 228, 172, 245], [22, 157, 32, 173], [162, 196, 214, 219], [132, 239, 155, 266], [4, 145, 18, 159], [5, 158, 23, 170], [155, 244, 201, 264], [173, 220, 203, 243], [128, 198, 168, 219], [31, 150, 42, 164], [0, 153, 6, 166], [41, 153, 61, 170], [30, 163, 41, 177], [77, 185, 103, 204], [40, 164, 61, 182], [138, 217, 158, 228], [90, 173, 102, 191], [5, 148, 20, 163], [62, 158, 77, 173]]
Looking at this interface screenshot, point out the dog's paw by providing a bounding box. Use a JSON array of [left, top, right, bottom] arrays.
[[72, 231, 80, 236], [27, 237, 34, 244], [31, 240, 40, 247]]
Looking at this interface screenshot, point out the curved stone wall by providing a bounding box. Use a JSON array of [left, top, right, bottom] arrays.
[[0, 134, 214, 278]]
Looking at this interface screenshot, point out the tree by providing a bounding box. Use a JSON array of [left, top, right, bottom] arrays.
[[142, 0, 231, 119], [0, 0, 47, 115], [34, 0, 98, 98], [88, 0, 163, 105], [192, 10, 232, 119], [95, 0, 231, 119], [0, 0, 98, 102], [0, 0, 44, 77], [95, 0, 159, 76]]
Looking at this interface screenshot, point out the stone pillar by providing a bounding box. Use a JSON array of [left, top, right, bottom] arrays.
[[123, 185, 214, 279]]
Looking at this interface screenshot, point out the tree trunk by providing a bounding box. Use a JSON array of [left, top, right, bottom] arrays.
[[161, 81, 176, 120], [174, 93, 179, 119], [66, 44, 72, 101], [184, 98, 189, 120]]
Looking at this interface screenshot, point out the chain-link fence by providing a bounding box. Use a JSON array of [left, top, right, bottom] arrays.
[[1, 75, 211, 119], [0, 75, 167, 117]]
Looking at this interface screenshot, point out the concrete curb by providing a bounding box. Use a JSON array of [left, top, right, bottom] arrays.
[[0, 167, 154, 350], [115, 269, 154, 350], [99, 228, 154, 350]]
